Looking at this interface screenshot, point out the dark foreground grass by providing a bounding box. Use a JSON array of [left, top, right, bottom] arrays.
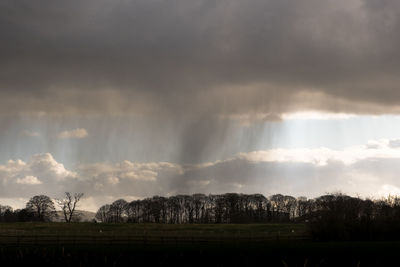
[[0, 223, 398, 266], [0, 222, 308, 236], [0, 223, 307, 245]]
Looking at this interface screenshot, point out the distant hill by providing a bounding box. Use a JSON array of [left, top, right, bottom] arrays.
[[53, 210, 96, 222]]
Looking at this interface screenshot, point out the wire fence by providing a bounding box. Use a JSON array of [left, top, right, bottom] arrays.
[[0, 232, 310, 246]]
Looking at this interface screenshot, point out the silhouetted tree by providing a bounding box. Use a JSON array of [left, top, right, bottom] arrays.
[[26, 195, 56, 221], [0, 205, 13, 222], [110, 199, 128, 222], [0, 205, 12, 222], [16, 209, 36, 222], [57, 192, 84, 223], [95, 204, 112, 223]]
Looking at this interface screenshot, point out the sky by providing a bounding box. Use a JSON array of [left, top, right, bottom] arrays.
[[2, 0, 400, 211]]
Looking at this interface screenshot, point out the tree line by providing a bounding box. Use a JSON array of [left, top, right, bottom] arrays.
[[4, 192, 400, 240], [94, 193, 400, 240], [95, 193, 295, 224], [93, 193, 400, 224], [0, 193, 83, 223]]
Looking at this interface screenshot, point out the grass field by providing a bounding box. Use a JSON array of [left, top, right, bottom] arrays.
[[0, 222, 309, 245], [0, 223, 399, 266]]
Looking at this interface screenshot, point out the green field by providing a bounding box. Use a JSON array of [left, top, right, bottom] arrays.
[[0, 222, 308, 246]]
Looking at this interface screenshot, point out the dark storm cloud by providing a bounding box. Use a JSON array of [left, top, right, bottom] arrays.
[[1, 0, 400, 116]]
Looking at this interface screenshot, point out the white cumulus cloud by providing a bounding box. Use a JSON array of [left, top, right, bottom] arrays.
[[16, 176, 42, 185], [4, 139, 400, 211], [236, 139, 400, 166], [58, 128, 88, 139], [0, 153, 76, 188]]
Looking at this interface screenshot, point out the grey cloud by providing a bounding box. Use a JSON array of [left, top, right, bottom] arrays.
[[3, 0, 400, 202], [1, 0, 400, 117]]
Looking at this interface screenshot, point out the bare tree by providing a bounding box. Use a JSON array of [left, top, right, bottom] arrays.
[[95, 204, 111, 222], [57, 192, 84, 223], [26, 195, 56, 221], [110, 199, 128, 223]]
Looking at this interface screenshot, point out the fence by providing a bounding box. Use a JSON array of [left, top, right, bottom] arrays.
[[0, 232, 310, 247]]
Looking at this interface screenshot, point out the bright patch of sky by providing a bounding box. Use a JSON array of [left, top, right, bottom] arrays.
[[1, 114, 400, 168], [258, 114, 400, 150]]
